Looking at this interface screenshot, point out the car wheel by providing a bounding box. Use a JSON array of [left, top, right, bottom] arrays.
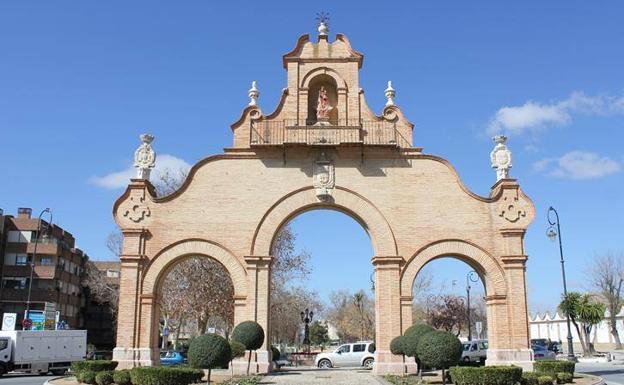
[[318, 359, 332, 369], [363, 358, 374, 369], [463, 356, 471, 363], [51, 369, 67, 376]]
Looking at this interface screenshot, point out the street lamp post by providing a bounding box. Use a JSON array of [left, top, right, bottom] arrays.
[[466, 270, 479, 341], [547, 206, 576, 362], [24, 208, 52, 330], [300, 308, 314, 354]]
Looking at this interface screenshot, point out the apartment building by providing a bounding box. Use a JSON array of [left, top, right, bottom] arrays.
[[0, 207, 88, 329]]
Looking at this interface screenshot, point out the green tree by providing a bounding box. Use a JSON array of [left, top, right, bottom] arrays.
[[229, 340, 246, 378], [309, 321, 330, 346], [232, 321, 265, 374], [188, 333, 231, 384], [402, 324, 434, 376], [416, 331, 462, 385], [390, 335, 407, 373], [559, 292, 606, 356]]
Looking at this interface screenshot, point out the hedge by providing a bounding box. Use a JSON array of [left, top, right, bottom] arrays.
[[450, 365, 523, 385], [72, 361, 119, 374], [556, 372, 574, 384], [95, 371, 114, 385], [80, 370, 97, 385], [522, 372, 540, 385], [219, 376, 263, 385], [112, 370, 132, 385], [129, 367, 204, 385], [538, 375, 554, 385], [534, 360, 575, 378]]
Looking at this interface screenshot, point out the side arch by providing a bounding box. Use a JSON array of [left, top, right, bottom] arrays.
[[401, 239, 507, 297], [252, 186, 398, 256], [142, 239, 248, 297]]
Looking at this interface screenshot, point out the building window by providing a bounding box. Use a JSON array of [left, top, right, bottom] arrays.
[[16, 254, 29, 266], [39, 257, 53, 266], [7, 230, 32, 243], [2, 277, 28, 289]]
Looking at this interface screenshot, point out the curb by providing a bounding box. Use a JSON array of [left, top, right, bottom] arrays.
[[44, 375, 71, 385]]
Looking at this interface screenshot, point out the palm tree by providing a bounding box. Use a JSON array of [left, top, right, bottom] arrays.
[[559, 292, 605, 356]]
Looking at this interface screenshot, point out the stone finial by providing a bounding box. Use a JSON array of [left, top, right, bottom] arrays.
[[490, 135, 512, 181], [385, 81, 396, 106], [134, 134, 156, 180], [248, 81, 259, 107]]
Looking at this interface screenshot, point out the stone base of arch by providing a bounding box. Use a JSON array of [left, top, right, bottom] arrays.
[[486, 349, 534, 372], [112, 347, 159, 368]]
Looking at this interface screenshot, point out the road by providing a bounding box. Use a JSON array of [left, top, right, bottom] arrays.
[[0, 373, 57, 385], [577, 362, 624, 385]]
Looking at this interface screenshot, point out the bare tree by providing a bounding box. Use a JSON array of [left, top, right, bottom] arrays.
[[425, 294, 468, 336], [82, 261, 120, 318], [326, 289, 375, 342], [590, 251, 624, 349]]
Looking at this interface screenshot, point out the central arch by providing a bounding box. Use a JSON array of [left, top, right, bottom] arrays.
[[252, 186, 398, 257]]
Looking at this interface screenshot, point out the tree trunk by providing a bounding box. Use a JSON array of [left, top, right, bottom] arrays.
[[610, 316, 623, 349], [207, 368, 211, 384], [247, 350, 252, 375], [571, 320, 589, 356], [442, 368, 447, 385]]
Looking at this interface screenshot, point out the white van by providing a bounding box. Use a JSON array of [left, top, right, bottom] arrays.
[[461, 339, 488, 364]]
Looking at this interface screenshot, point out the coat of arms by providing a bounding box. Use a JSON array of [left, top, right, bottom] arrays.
[[313, 153, 335, 202]]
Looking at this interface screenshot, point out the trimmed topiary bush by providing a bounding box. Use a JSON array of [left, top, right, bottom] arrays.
[[188, 333, 231, 383], [556, 372, 573, 384], [521, 372, 540, 385], [538, 375, 554, 385], [72, 361, 119, 374], [95, 371, 114, 385], [129, 367, 203, 385], [416, 331, 462, 384], [402, 323, 434, 374], [390, 335, 406, 356], [112, 370, 131, 385], [450, 365, 523, 385], [271, 346, 281, 361], [81, 370, 97, 385], [534, 360, 575, 378], [232, 320, 265, 375]]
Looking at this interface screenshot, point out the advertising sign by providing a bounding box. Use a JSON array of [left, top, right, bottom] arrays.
[[25, 310, 46, 330], [2, 313, 17, 331]]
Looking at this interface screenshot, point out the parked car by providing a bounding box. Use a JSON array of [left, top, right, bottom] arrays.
[[160, 351, 186, 366], [461, 339, 488, 364], [315, 341, 375, 369], [532, 344, 556, 360]]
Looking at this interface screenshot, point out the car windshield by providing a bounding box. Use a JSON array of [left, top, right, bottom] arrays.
[[336, 345, 350, 353], [463, 344, 471, 351]]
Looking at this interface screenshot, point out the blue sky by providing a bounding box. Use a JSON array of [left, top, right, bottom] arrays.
[[1, 1, 622, 313]]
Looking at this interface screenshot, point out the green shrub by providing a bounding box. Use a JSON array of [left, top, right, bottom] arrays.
[[556, 372, 574, 384], [188, 333, 231, 383], [538, 375, 554, 385], [232, 321, 265, 351], [95, 371, 114, 385], [521, 372, 540, 385], [230, 340, 246, 361], [402, 324, 434, 359], [219, 375, 263, 385], [416, 331, 462, 370], [112, 370, 131, 385], [81, 370, 97, 385], [450, 365, 523, 385], [534, 360, 575, 378], [384, 375, 421, 385], [271, 346, 280, 361], [390, 336, 406, 356], [129, 367, 203, 385], [72, 360, 119, 374]]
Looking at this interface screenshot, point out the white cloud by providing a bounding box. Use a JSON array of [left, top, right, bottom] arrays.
[[90, 154, 192, 189], [488, 92, 624, 135], [533, 151, 622, 180]]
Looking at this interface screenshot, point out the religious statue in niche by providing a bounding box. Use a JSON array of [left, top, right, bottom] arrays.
[[315, 86, 333, 125]]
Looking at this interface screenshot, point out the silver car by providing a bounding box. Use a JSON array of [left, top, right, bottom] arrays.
[[314, 341, 376, 369], [461, 339, 488, 363]]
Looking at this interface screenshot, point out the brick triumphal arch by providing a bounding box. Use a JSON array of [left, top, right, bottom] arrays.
[[112, 25, 536, 374]]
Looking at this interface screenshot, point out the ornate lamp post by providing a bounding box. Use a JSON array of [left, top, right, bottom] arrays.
[[466, 270, 479, 341], [300, 308, 314, 353], [547, 206, 576, 362], [24, 208, 52, 330]]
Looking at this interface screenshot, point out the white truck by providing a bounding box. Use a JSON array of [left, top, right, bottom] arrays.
[[0, 330, 87, 376]]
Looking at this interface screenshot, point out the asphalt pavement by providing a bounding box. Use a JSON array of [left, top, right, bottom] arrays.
[[577, 362, 624, 385], [0, 373, 57, 385]]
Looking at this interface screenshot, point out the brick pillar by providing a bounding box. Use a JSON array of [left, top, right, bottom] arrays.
[[113, 229, 154, 368], [372, 256, 404, 375], [486, 229, 534, 371], [232, 256, 273, 374]]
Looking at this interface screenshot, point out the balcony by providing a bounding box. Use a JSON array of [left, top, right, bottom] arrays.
[[250, 120, 409, 148]]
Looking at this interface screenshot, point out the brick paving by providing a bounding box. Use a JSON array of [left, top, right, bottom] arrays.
[[262, 367, 386, 385]]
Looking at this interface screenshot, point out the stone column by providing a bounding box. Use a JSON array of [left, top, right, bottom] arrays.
[[112, 229, 151, 368], [233, 256, 273, 374], [337, 87, 348, 123], [372, 256, 404, 375]]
